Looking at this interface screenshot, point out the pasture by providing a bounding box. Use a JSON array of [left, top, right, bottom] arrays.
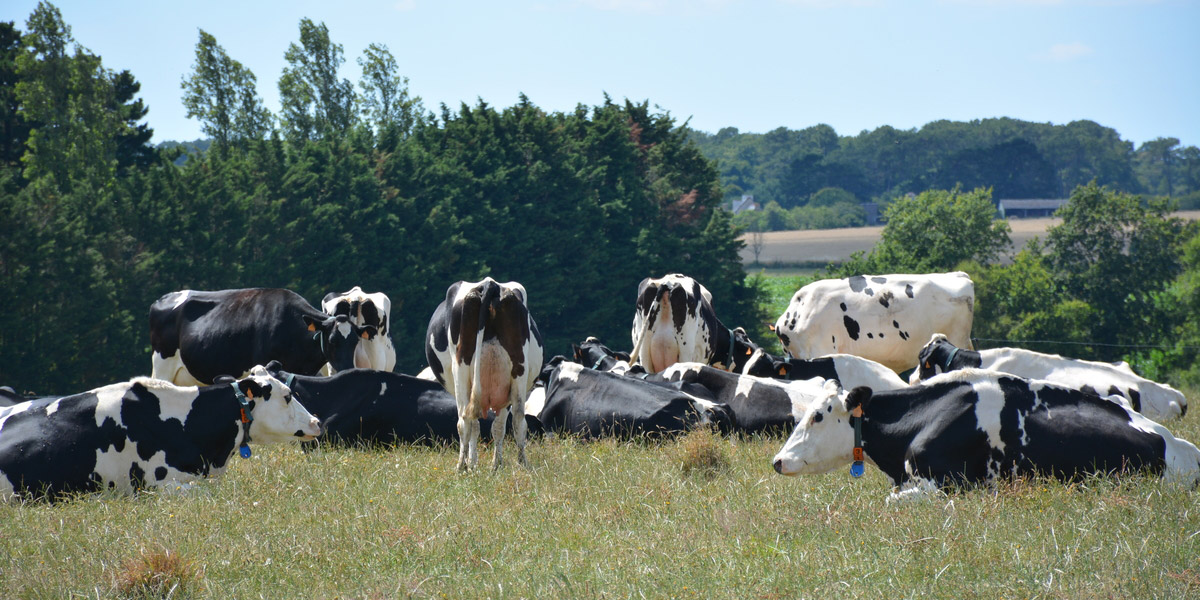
[[3, 273, 1199, 599]]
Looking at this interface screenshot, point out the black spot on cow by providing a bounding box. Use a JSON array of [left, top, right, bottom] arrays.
[[878, 290, 894, 308], [839, 302, 847, 312], [129, 463, 147, 490], [155, 467, 168, 481], [864, 288, 874, 297], [779, 333, 791, 349], [879, 333, 885, 338], [848, 275, 868, 293], [893, 320, 900, 329], [871, 277, 887, 284], [843, 316, 861, 341], [867, 333, 874, 339], [1128, 390, 1142, 413], [905, 284, 915, 298], [899, 331, 909, 341]]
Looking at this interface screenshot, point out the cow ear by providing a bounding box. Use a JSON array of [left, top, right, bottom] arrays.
[[844, 386, 873, 412], [768, 323, 776, 332], [572, 344, 583, 361], [615, 351, 631, 362]]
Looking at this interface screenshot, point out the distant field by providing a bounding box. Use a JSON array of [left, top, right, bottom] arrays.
[[740, 210, 1200, 269]]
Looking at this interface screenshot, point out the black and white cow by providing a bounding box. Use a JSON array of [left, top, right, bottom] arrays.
[[740, 348, 908, 392], [773, 272, 975, 373], [322, 286, 397, 372], [911, 334, 1188, 421], [150, 288, 376, 386], [537, 360, 732, 439], [772, 370, 1200, 502], [263, 363, 539, 447], [0, 366, 322, 499], [572, 337, 635, 375], [630, 274, 760, 374], [425, 278, 544, 471], [0, 386, 28, 408], [647, 363, 829, 434]]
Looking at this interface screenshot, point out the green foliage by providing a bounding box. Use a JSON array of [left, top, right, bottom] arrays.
[[356, 42, 424, 146], [279, 18, 356, 144], [181, 29, 273, 152], [834, 187, 1011, 275]]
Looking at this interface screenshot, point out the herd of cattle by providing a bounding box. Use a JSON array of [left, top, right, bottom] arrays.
[[1, 273, 1198, 502]]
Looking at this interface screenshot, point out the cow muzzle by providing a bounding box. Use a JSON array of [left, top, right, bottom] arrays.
[[296, 417, 323, 440]]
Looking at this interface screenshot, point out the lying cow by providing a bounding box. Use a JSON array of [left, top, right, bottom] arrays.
[[263, 363, 541, 447], [538, 360, 732, 439], [772, 370, 1200, 502], [740, 348, 908, 392], [0, 366, 322, 499], [150, 288, 376, 385], [322, 286, 397, 372], [572, 337, 635, 375], [912, 334, 1187, 421], [774, 272, 975, 372], [630, 274, 760, 374], [425, 278, 544, 471], [647, 363, 828, 434]]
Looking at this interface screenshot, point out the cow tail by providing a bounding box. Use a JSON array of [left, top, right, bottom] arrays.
[[630, 288, 662, 370]]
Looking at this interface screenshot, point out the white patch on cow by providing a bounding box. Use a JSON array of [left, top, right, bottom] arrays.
[[336, 321, 353, 339], [525, 386, 546, 418], [379, 382, 388, 396], [44, 398, 63, 417], [1119, 405, 1200, 486], [92, 381, 133, 428], [416, 366, 436, 381], [557, 361, 584, 383], [887, 475, 944, 504], [170, 290, 193, 309], [0, 400, 36, 431], [970, 377, 1006, 464]]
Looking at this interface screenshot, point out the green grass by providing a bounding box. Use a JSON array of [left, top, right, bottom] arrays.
[[3, 422, 1200, 599]]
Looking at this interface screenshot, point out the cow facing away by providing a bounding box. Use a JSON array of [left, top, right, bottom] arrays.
[[150, 288, 376, 386], [322, 286, 397, 372], [772, 370, 1200, 502], [774, 272, 975, 373], [0, 366, 322, 499], [631, 274, 760, 374], [425, 278, 544, 471], [911, 334, 1187, 421]]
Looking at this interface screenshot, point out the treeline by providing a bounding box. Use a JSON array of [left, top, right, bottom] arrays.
[[692, 119, 1200, 230], [0, 3, 756, 393]]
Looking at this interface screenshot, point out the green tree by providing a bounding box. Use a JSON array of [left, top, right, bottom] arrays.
[[835, 187, 1011, 275], [357, 43, 423, 146], [181, 29, 272, 152], [279, 18, 355, 144]]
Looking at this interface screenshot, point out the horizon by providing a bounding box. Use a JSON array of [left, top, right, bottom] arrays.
[[4, 0, 1198, 149]]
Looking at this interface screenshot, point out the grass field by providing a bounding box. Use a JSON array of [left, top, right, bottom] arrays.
[[3, 273, 1200, 599]]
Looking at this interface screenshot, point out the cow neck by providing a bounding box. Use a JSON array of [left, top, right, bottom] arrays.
[[231, 384, 254, 459], [943, 347, 961, 370], [714, 327, 736, 372], [851, 387, 938, 486]]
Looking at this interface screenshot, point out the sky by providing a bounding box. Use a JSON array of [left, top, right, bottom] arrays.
[[4, 0, 1198, 148]]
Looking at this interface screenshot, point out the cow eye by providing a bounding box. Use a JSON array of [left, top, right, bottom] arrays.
[[812, 412, 823, 424]]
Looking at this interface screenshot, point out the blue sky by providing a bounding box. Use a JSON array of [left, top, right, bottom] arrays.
[[5, 0, 1198, 148]]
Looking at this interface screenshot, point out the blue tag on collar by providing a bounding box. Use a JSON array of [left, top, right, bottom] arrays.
[[239, 444, 252, 459], [850, 462, 865, 478]]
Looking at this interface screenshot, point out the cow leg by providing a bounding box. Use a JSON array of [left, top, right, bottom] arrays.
[[490, 406, 509, 471], [511, 392, 529, 468], [457, 416, 481, 472]]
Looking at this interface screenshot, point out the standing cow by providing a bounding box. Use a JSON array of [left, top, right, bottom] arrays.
[[150, 288, 376, 386], [630, 274, 760, 374], [911, 333, 1187, 421], [772, 370, 1200, 502], [774, 272, 975, 373], [322, 286, 397, 372], [0, 366, 322, 499], [425, 278, 544, 471]]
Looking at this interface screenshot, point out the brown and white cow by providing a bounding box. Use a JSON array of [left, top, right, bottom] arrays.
[[425, 278, 544, 471]]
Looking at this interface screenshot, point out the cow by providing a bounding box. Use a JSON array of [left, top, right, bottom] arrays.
[[740, 348, 908, 392], [773, 272, 975, 373], [572, 337, 635, 375], [150, 288, 376, 386], [0, 387, 28, 408], [322, 286, 397, 372], [261, 363, 542, 448], [0, 366, 322, 500], [910, 334, 1188, 421], [630, 274, 761, 374], [425, 278, 544, 471], [536, 360, 732, 439], [647, 363, 829, 434], [771, 370, 1200, 502]]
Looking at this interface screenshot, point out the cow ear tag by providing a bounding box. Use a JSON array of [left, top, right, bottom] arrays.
[[308, 323, 317, 332], [779, 367, 787, 376], [850, 405, 865, 478], [745, 348, 752, 355]]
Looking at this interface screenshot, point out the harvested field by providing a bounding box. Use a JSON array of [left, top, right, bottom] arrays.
[[740, 210, 1200, 268]]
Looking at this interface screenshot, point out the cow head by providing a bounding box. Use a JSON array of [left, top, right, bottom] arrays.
[[740, 348, 791, 379], [572, 337, 631, 370], [303, 314, 377, 373], [911, 333, 976, 383], [724, 327, 762, 373], [238, 365, 323, 443], [772, 380, 870, 476]]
